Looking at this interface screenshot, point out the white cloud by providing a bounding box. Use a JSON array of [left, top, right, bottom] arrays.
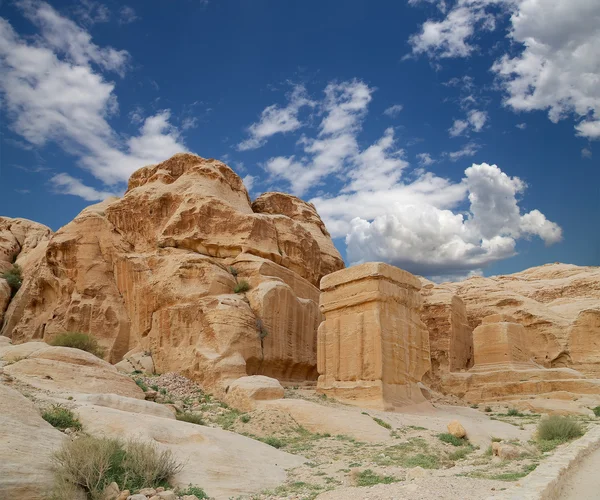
[[237, 84, 314, 151], [408, 0, 600, 139], [119, 6, 137, 25], [73, 0, 110, 25], [343, 163, 561, 278], [383, 104, 403, 117], [50, 172, 117, 201], [449, 109, 488, 137], [0, 2, 189, 197], [446, 142, 480, 161], [242, 174, 255, 193], [416, 152, 436, 165], [516, 122, 527, 130], [181, 116, 198, 130], [581, 147, 592, 159]]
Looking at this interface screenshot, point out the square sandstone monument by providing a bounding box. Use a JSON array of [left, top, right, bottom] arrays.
[[316, 262, 430, 410]]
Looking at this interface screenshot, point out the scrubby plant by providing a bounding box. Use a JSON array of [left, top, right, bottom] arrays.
[[176, 412, 205, 425], [372, 417, 392, 430], [484, 406, 493, 413], [134, 378, 149, 392], [507, 408, 523, 417], [49, 332, 106, 359], [52, 436, 183, 499], [256, 318, 268, 340], [592, 406, 600, 417], [537, 415, 583, 442], [259, 436, 284, 449], [438, 433, 468, 447], [176, 484, 208, 499], [228, 266, 238, 277], [234, 280, 250, 293], [2, 263, 23, 297], [239, 414, 251, 423], [42, 404, 82, 431], [354, 469, 398, 486]]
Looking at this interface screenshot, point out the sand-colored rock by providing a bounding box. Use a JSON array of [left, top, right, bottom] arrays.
[[115, 348, 155, 374], [74, 393, 175, 419], [2, 154, 341, 394], [0, 344, 144, 398], [420, 281, 473, 390], [439, 263, 600, 376], [317, 263, 430, 410], [252, 192, 345, 281], [0, 384, 65, 499], [224, 375, 284, 411], [0, 216, 52, 273], [441, 315, 600, 404], [75, 403, 304, 499], [447, 420, 466, 438], [0, 279, 10, 325]]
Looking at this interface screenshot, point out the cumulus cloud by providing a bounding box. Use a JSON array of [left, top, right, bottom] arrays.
[[417, 152, 436, 165], [242, 174, 255, 193], [408, 0, 600, 139], [383, 104, 403, 117], [0, 1, 188, 197], [50, 173, 118, 201], [73, 0, 110, 25], [449, 109, 488, 137], [445, 142, 480, 161], [237, 85, 315, 150]]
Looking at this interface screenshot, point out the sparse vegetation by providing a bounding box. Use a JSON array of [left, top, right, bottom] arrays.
[[592, 406, 600, 417], [259, 436, 285, 449], [507, 408, 525, 417], [134, 378, 149, 392], [176, 484, 209, 498], [438, 433, 468, 447], [42, 404, 82, 431], [228, 266, 238, 277], [256, 318, 268, 340], [176, 412, 205, 425], [2, 263, 23, 297], [234, 280, 250, 293], [240, 414, 251, 423], [51, 436, 183, 499], [372, 416, 392, 430], [536, 415, 583, 442], [354, 469, 398, 487], [484, 406, 493, 413], [48, 332, 106, 359]]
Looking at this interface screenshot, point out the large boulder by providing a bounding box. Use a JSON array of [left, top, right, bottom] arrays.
[[1, 154, 344, 393], [0, 216, 52, 273], [0, 384, 65, 499]]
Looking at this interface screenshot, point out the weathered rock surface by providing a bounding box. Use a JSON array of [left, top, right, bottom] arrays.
[[0, 384, 65, 499], [420, 282, 473, 390], [0, 344, 144, 398], [437, 263, 600, 376], [447, 420, 466, 438], [0, 216, 52, 273], [224, 375, 284, 411], [115, 348, 155, 374], [317, 262, 430, 409], [1, 154, 344, 394], [0, 279, 10, 325]]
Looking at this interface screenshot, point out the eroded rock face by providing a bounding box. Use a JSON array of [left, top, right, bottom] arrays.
[[316, 262, 430, 409], [2, 154, 344, 393], [434, 264, 600, 377]]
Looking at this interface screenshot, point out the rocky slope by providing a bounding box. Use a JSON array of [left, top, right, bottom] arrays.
[[0, 154, 344, 393], [421, 263, 600, 380]]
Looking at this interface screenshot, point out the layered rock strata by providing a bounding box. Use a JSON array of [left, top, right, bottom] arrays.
[[1, 154, 345, 394], [316, 262, 430, 409]]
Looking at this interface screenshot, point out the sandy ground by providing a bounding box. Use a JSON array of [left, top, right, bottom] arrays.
[[559, 446, 600, 500]]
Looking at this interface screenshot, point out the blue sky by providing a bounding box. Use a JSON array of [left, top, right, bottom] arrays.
[[0, 0, 598, 280]]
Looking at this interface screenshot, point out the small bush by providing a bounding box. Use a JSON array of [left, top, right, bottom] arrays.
[[42, 404, 82, 431], [372, 417, 392, 430], [484, 406, 493, 413], [592, 406, 600, 417], [228, 266, 238, 277], [537, 415, 583, 442], [49, 332, 105, 359], [449, 447, 472, 461], [234, 280, 250, 293], [507, 408, 523, 417], [240, 414, 251, 423], [176, 412, 205, 425], [52, 436, 183, 499], [438, 433, 467, 447], [403, 453, 440, 469], [259, 436, 285, 449], [2, 264, 22, 297], [355, 469, 398, 486], [177, 484, 208, 499], [134, 378, 149, 392]]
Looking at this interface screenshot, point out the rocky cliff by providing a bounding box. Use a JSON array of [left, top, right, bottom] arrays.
[[0, 154, 345, 393]]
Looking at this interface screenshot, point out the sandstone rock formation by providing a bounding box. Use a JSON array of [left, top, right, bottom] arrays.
[[442, 314, 600, 404], [1, 154, 344, 394], [420, 283, 473, 390], [223, 375, 284, 411], [317, 262, 430, 409], [436, 264, 600, 377], [0, 384, 65, 499]]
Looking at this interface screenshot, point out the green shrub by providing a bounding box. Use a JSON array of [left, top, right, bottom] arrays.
[[259, 436, 284, 449], [52, 436, 183, 499], [355, 469, 398, 487], [484, 406, 493, 413], [240, 414, 251, 423], [438, 433, 467, 446], [449, 447, 471, 461], [403, 453, 440, 469], [234, 280, 250, 293], [507, 408, 524, 417], [42, 404, 82, 431], [228, 266, 238, 277], [176, 485, 208, 499], [537, 415, 583, 442], [134, 378, 149, 392], [1, 264, 22, 297], [49, 332, 105, 359], [592, 406, 600, 417], [372, 417, 392, 430], [176, 412, 205, 425]]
